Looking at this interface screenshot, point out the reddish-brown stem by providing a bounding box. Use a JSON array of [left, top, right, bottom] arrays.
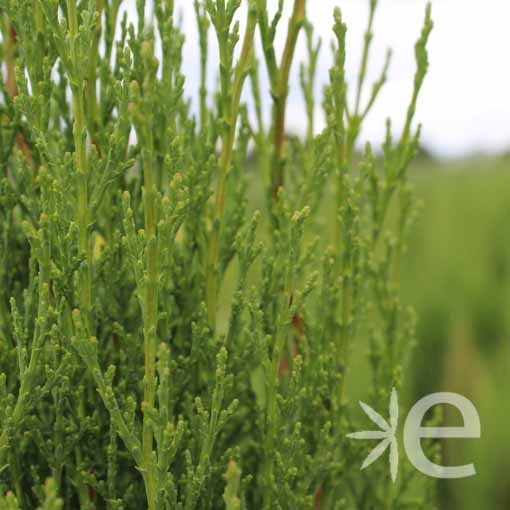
[[270, 0, 305, 199]]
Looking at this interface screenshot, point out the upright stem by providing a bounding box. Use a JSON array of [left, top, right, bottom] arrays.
[[4, 20, 17, 98], [4, 20, 32, 164], [0, 217, 50, 465], [66, 2, 95, 504], [354, 0, 377, 117], [125, 40, 162, 509], [263, 266, 293, 509], [67, 0, 92, 333], [195, 0, 209, 131], [205, 7, 257, 327], [142, 123, 159, 510], [270, 0, 305, 199], [86, 0, 104, 143]]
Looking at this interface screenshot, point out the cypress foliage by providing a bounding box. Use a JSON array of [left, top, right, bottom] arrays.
[[0, 1, 436, 508]]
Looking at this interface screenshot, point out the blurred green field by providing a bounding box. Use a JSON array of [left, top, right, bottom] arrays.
[[403, 155, 510, 510]]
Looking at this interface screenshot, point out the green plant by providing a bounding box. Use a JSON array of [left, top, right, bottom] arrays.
[[0, 0, 436, 508]]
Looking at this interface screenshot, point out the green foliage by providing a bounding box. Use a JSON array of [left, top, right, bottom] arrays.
[[0, 0, 435, 508]]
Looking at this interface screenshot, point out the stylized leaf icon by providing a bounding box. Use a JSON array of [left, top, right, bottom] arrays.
[[360, 437, 392, 470], [347, 388, 400, 482]]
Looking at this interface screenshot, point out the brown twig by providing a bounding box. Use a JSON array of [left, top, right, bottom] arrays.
[[270, 0, 305, 199]]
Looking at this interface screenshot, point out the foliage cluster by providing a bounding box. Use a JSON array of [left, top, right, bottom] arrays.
[[0, 0, 435, 508]]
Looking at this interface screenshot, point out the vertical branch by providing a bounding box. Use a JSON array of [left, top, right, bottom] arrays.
[[205, 3, 257, 328], [86, 0, 104, 144], [142, 105, 158, 510], [128, 37, 161, 509], [66, 2, 96, 504], [353, 0, 377, 117], [66, 0, 92, 333], [195, 0, 210, 131], [268, 0, 305, 198], [400, 4, 433, 149], [3, 20, 32, 164], [5, 21, 17, 99], [299, 21, 321, 144], [262, 206, 309, 510], [0, 215, 50, 466], [329, 7, 348, 256]]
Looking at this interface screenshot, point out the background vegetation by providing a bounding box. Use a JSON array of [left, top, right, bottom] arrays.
[[402, 153, 510, 510]]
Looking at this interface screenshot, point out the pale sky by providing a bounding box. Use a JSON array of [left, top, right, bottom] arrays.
[[123, 0, 510, 158]]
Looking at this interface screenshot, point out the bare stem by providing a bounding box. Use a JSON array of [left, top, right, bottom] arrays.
[[270, 0, 305, 199]]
